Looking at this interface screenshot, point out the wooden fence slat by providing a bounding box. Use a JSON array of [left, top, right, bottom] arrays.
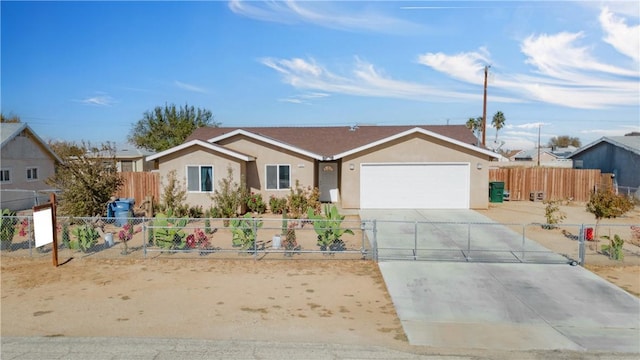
[[114, 172, 160, 207], [489, 168, 612, 202]]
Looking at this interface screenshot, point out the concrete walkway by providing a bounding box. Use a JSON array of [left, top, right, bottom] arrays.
[[361, 209, 640, 353]]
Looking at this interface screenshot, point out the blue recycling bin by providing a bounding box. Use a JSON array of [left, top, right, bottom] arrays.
[[111, 198, 135, 226]]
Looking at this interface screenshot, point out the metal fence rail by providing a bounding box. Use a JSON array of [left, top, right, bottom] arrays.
[[0, 215, 371, 260], [2, 215, 638, 266], [365, 219, 640, 265]]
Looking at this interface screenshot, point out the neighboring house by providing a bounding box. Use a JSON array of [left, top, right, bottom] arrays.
[[147, 125, 500, 210], [114, 143, 156, 172], [0, 123, 62, 211], [569, 135, 640, 193], [504, 147, 574, 168]]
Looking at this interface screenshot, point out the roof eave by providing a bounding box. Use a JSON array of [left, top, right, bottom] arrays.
[[208, 129, 324, 161], [333, 127, 500, 160], [146, 139, 255, 162]]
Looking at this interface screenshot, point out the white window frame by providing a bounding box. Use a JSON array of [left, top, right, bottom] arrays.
[[265, 164, 291, 190], [186, 165, 214, 193], [0, 168, 11, 183], [26, 167, 39, 181]]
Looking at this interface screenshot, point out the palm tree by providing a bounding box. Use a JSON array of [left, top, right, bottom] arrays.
[[491, 111, 506, 142], [466, 117, 483, 146]]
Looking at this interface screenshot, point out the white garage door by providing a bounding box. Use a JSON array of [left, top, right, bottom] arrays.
[[360, 163, 470, 209]]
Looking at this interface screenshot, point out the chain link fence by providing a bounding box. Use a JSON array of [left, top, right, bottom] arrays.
[[0, 215, 371, 260], [2, 214, 638, 266]]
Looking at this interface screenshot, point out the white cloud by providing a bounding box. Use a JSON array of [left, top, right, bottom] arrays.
[[229, 0, 423, 34], [599, 7, 640, 63], [416, 48, 490, 84], [77, 94, 115, 106], [174, 81, 207, 93], [416, 17, 639, 110], [261, 56, 517, 103]]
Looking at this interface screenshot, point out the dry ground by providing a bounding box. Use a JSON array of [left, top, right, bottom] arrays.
[[1, 201, 639, 358]]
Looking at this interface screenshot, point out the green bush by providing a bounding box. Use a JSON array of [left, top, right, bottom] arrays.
[[269, 196, 287, 215], [211, 166, 248, 224], [152, 210, 188, 250], [70, 225, 100, 252], [230, 214, 263, 251], [1, 209, 17, 250], [287, 181, 320, 218], [542, 199, 566, 229], [246, 193, 267, 214], [307, 204, 354, 252], [601, 234, 624, 261]]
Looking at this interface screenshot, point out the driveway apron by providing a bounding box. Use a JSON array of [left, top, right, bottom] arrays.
[[360, 209, 640, 352]]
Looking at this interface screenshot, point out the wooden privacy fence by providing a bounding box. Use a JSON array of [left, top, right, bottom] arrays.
[[114, 172, 160, 206], [489, 168, 613, 202]]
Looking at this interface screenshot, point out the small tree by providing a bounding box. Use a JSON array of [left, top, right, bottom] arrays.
[[46, 141, 123, 217], [586, 189, 634, 247], [211, 166, 248, 225], [158, 170, 187, 216], [542, 199, 566, 229]]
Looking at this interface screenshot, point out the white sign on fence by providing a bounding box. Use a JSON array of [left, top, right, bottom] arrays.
[[33, 207, 54, 248]]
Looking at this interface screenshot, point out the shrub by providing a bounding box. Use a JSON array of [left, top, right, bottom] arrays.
[[230, 214, 263, 251], [188, 205, 204, 218], [542, 199, 566, 229], [71, 224, 100, 252], [211, 166, 248, 224], [601, 234, 624, 261], [282, 221, 301, 256], [246, 193, 267, 214], [0, 209, 17, 250], [586, 190, 634, 221], [269, 196, 287, 215], [152, 210, 188, 250], [287, 181, 321, 218], [160, 170, 187, 215], [307, 204, 354, 253]]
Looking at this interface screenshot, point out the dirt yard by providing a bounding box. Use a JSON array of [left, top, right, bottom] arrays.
[[1, 201, 639, 357]]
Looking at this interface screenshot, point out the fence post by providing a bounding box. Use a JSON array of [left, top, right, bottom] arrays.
[[142, 220, 147, 258], [360, 221, 366, 259], [373, 220, 378, 262], [414, 221, 418, 260], [253, 218, 257, 260], [578, 224, 586, 265]]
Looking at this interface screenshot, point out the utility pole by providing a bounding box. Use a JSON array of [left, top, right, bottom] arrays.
[[537, 124, 541, 167], [481, 65, 490, 147]]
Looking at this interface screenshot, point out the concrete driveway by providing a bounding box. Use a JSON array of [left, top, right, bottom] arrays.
[[360, 209, 640, 353]]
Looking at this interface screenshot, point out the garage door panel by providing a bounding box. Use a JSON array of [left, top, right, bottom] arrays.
[[361, 163, 469, 209]]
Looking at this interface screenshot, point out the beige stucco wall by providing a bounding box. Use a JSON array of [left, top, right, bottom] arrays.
[[217, 136, 316, 199], [338, 133, 493, 209], [157, 145, 245, 210], [0, 132, 58, 211], [0, 133, 56, 191]]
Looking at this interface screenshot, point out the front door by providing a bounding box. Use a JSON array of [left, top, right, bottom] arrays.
[[318, 162, 339, 202]]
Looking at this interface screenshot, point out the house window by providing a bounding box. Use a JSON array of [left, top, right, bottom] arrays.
[[26, 167, 38, 180], [266, 165, 290, 190], [0, 169, 10, 183], [121, 160, 134, 172], [187, 166, 213, 192], [574, 160, 583, 169]]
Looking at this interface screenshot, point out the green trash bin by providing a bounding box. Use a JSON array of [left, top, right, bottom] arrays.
[[489, 182, 504, 203]]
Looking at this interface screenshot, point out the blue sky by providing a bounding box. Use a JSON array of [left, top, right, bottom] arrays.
[[2, 0, 639, 151]]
